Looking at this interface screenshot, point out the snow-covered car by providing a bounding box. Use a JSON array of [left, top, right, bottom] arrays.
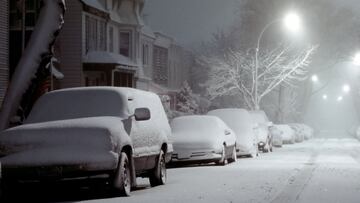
[[0, 87, 173, 196], [289, 123, 305, 143], [249, 111, 273, 153], [269, 125, 283, 147], [207, 108, 258, 157], [301, 124, 314, 140], [170, 115, 237, 165], [275, 125, 296, 144]]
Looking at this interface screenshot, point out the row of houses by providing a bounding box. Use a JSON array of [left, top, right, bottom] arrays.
[[0, 0, 194, 112]]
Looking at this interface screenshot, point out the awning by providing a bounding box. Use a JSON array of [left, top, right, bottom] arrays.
[[83, 51, 138, 67], [81, 0, 107, 13]]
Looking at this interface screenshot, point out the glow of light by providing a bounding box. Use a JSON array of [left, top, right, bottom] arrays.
[[343, 84, 350, 93], [283, 12, 302, 33], [353, 53, 360, 66], [337, 96, 343, 102], [322, 94, 328, 100], [311, 75, 318, 82]]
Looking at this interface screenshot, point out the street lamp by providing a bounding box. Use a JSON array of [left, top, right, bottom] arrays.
[[254, 11, 302, 109], [284, 12, 302, 33], [343, 84, 350, 93], [311, 75, 318, 82]]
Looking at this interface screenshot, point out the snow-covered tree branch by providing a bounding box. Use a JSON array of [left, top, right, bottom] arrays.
[[199, 44, 317, 110]]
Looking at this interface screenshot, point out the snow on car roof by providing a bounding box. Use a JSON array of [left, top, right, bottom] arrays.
[[249, 110, 269, 124], [26, 87, 160, 124]]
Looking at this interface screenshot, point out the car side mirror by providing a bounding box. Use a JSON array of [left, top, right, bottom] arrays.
[[134, 108, 151, 121]]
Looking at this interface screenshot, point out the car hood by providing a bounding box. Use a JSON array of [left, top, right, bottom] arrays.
[[0, 116, 128, 157]]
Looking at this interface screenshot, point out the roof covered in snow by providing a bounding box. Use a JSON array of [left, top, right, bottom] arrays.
[[141, 25, 156, 39], [81, 0, 107, 13], [83, 51, 138, 67]]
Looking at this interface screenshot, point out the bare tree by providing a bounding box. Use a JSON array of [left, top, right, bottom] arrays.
[[199, 44, 317, 110], [0, 0, 66, 130]]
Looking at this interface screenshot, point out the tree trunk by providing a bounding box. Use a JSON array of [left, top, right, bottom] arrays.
[[0, 0, 66, 131]]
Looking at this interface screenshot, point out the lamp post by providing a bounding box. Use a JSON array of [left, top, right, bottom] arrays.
[[254, 12, 302, 110]]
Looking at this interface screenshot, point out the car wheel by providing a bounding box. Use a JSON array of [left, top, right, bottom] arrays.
[[149, 150, 167, 187], [228, 146, 237, 163], [112, 152, 131, 196], [216, 145, 227, 166]]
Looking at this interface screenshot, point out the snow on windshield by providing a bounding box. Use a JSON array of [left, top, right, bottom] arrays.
[[26, 87, 129, 124]]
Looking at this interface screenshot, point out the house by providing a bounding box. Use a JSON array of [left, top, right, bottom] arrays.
[[0, 0, 194, 113]]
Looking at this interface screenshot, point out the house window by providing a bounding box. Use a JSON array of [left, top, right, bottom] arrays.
[[109, 26, 114, 52], [119, 31, 131, 57], [85, 15, 98, 53], [142, 43, 149, 65], [153, 46, 168, 85], [113, 71, 134, 87], [9, 0, 41, 78], [99, 20, 106, 51]]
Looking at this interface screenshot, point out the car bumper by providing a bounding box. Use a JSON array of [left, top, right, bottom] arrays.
[[171, 150, 222, 163]]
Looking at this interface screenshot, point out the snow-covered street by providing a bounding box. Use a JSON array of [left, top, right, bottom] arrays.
[[6, 134, 360, 203]]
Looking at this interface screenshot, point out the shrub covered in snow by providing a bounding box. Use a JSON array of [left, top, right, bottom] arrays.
[[176, 81, 199, 114]]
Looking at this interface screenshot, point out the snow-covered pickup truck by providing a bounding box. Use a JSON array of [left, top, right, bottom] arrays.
[[0, 87, 173, 196]]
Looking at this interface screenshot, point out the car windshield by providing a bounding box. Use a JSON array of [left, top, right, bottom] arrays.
[[26, 88, 127, 124]]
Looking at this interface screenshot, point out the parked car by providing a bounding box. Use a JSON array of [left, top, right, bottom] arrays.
[[170, 115, 237, 165], [301, 124, 314, 140], [269, 125, 283, 147], [0, 87, 173, 196], [289, 123, 305, 143], [275, 125, 296, 144], [249, 111, 273, 153], [207, 108, 258, 157]]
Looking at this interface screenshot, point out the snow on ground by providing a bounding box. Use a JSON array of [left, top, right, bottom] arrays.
[[5, 133, 360, 203]]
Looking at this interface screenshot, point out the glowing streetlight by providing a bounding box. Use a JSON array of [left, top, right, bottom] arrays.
[[311, 75, 318, 82], [353, 52, 360, 66], [283, 12, 302, 33], [254, 11, 303, 110], [322, 94, 328, 100], [337, 96, 343, 102], [343, 84, 350, 93]]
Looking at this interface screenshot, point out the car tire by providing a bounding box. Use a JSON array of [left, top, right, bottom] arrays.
[[112, 152, 131, 196], [149, 150, 167, 187], [228, 146, 237, 163], [216, 145, 227, 166]]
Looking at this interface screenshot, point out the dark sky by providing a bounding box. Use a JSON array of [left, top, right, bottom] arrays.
[[143, 0, 241, 48], [143, 0, 358, 48]]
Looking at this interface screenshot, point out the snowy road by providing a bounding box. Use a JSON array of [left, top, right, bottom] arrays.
[[8, 135, 360, 203]]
